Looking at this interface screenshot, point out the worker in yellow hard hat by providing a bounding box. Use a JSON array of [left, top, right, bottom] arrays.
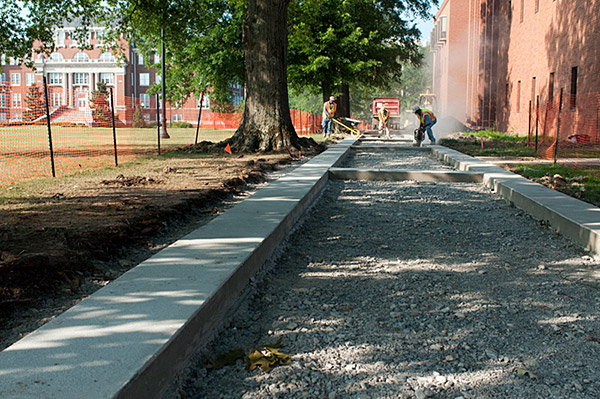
[[377, 104, 391, 139]]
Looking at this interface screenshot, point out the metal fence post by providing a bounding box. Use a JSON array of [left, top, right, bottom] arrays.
[[527, 100, 532, 146], [156, 93, 161, 155], [109, 87, 118, 166], [535, 95, 539, 152], [42, 76, 56, 177], [554, 88, 564, 165], [195, 92, 204, 145]]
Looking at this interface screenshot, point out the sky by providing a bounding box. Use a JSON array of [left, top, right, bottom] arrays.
[[416, 17, 435, 43]]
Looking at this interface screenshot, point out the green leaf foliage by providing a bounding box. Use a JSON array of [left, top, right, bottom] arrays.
[[288, 0, 436, 99]]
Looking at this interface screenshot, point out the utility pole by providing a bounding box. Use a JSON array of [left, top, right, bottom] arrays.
[[160, 28, 170, 139]]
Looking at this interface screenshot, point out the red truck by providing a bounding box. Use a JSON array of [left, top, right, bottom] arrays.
[[372, 97, 403, 130]]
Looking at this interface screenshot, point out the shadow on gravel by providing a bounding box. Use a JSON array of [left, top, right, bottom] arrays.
[[178, 179, 600, 398]]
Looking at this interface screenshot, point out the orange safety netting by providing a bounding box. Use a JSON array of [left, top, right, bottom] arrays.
[[0, 86, 322, 186], [529, 92, 600, 168]]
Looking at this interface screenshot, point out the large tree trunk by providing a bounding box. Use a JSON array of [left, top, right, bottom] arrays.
[[229, 0, 297, 152], [337, 83, 350, 118]]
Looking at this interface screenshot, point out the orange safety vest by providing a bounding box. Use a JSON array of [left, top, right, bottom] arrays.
[[418, 109, 436, 124], [378, 109, 390, 122], [323, 101, 336, 118]]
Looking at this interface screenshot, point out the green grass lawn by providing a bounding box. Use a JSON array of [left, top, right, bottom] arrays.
[[0, 125, 235, 185], [439, 130, 537, 157], [511, 163, 600, 207]]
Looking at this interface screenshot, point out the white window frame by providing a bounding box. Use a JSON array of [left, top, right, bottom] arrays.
[[50, 92, 62, 107], [139, 73, 150, 86], [99, 73, 114, 85], [138, 54, 144, 65], [73, 73, 88, 85], [10, 73, 21, 86], [26, 73, 35, 86], [140, 93, 150, 108], [12, 93, 22, 108], [57, 31, 66, 47], [48, 73, 63, 85], [0, 94, 7, 108], [0, 73, 5, 83], [73, 52, 89, 62], [99, 52, 115, 62]]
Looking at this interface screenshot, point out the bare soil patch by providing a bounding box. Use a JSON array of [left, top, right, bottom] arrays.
[[0, 142, 321, 350]]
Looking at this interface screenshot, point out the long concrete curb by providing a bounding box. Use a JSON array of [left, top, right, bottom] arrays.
[[433, 146, 600, 256], [329, 168, 483, 183], [0, 139, 356, 399]]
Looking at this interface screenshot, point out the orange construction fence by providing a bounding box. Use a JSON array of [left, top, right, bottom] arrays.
[[0, 82, 323, 186], [528, 90, 600, 167]]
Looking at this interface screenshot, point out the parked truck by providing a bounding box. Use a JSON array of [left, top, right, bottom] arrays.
[[372, 97, 404, 130]]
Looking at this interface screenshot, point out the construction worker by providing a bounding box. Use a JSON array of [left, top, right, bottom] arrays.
[[322, 96, 337, 137], [413, 106, 437, 145], [377, 104, 391, 139]]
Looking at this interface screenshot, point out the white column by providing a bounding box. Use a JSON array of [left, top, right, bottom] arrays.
[[67, 73, 73, 107], [62, 72, 67, 105]]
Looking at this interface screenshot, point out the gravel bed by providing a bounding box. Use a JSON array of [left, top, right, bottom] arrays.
[[340, 149, 454, 170], [169, 154, 600, 399]]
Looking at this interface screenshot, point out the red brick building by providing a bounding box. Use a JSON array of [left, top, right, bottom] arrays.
[[430, 0, 600, 134], [0, 23, 244, 126]]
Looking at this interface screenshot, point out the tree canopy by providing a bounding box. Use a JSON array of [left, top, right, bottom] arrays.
[[288, 0, 435, 101]]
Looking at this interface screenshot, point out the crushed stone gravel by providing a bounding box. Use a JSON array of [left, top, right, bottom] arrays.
[[169, 149, 600, 399]]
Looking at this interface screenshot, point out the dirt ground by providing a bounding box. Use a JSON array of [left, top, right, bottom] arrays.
[[0, 142, 323, 350]]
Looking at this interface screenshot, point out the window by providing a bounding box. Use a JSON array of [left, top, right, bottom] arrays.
[[439, 16, 448, 41], [570, 66, 578, 110], [73, 52, 89, 62], [517, 80, 521, 112], [154, 54, 161, 64], [70, 32, 78, 47], [140, 93, 150, 108], [48, 73, 62, 85], [0, 94, 7, 108], [99, 52, 115, 62], [99, 73, 114, 85], [520, 0, 524, 22], [10, 73, 21, 86], [155, 74, 161, 85], [0, 73, 5, 82], [1, 55, 5, 65], [9, 57, 16, 65], [548, 72, 555, 101], [138, 54, 144, 65], [0, 113, 7, 121], [73, 73, 88, 85], [26, 73, 35, 86], [50, 93, 62, 107], [50, 52, 64, 62], [139, 73, 150, 86], [56, 31, 65, 47], [12, 93, 22, 108], [172, 114, 182, 122]]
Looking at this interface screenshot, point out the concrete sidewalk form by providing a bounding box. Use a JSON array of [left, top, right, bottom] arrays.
[[329, 168, 483, 183], [0, 139, 357, 399], [434, 146, 600, 256]]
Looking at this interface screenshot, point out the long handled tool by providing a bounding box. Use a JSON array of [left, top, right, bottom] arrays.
[[332, 118, 361, 138]]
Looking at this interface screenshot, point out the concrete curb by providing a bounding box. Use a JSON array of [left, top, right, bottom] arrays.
[[0, 139, 356, 399], [433, 146, 600, 256], [329, 168, 483, 183]]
